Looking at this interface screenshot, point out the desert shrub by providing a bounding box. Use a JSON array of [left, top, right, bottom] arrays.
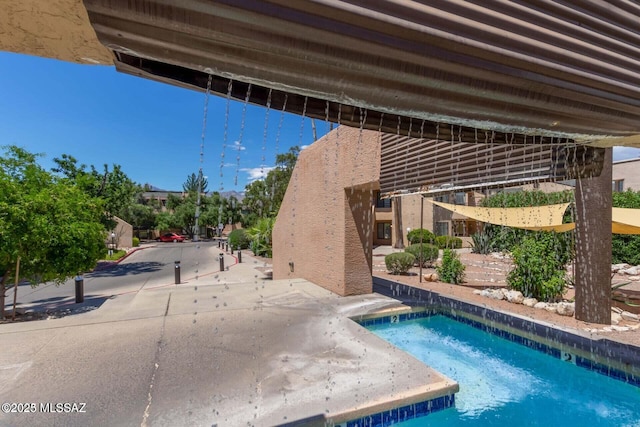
[[246, 217, 275, 257], [385, 252, 416, 275], [612, 236, 640, 265], [470, 230, 491, 254], [132, 237, 140, 247], [405, 243, 439, 267], [407, 228, 436, 245], [612, 189, 640, 265], [435, 235, 462, 249], [228, 229, 251, 250], [507, 234, 568, 302], [437, 249, 465, 284]]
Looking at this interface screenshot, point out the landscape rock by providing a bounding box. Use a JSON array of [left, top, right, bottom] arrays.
[[556, 302, 575, 317], [622, 267, 640, 275], [533, 302, 548, 310], [611, 312, 623, 325], [523, 298, 538, 307], [505, 290, 524, 304], [544, 304, 558, 313], [473, 289, 482, 295], [611, 325, 630, 332], [423, 273, 439, 282], [487, 289, 505, 300], [628, 276, 640, 281], [621, 311, 639, 322], [612, 263, 630, 273]]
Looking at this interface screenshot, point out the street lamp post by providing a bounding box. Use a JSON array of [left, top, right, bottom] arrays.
[[110, 231, 116, 256]]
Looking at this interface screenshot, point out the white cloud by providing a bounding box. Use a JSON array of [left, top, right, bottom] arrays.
[[241, 166, 275, 182], [300, 144, 310, 150], [232, 140, 246, 151]]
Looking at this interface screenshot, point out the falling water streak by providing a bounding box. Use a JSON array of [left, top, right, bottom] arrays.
[[393, 116, 402, 192], [289, 97, 308, 250], [450, 124, 455, 185], [275, 94, 288, 160], [219, 79, 233, 196], [455, 125, 463, 183], [324, 100, 331, 134], [432, 122, 440, 187], [194, 73, 213, 245], [403, 118, 413, 187], [352, 107, 368, 187], [234, 84, 252, 187], [261, 89, 273, 178], [418, 119, 426, 191], [298, 96, 308, 147]]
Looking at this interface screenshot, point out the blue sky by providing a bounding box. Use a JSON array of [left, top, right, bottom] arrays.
[[2, 51, 639, 192], [0, 52, 326, 192]]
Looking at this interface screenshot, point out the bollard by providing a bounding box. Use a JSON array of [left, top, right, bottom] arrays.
[[218, 240, 221, 248], [219, 253, 225, 271], [174, 261, 181, 284], [238, 251, 242, 263], [75, 275, 84, 303], [230, 245, 234, 255], [225, 242, 228, 252]]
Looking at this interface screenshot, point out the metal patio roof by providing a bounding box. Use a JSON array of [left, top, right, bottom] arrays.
[[83, 0, 640, 147]]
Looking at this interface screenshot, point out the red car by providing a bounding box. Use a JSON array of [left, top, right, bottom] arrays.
[[157, 232, 185, 243]]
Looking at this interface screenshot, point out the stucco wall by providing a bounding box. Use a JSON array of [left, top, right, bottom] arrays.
[[1, 0, 112, 65], [273, 127, 381, 296], [613, 158, 640, 191], [392, 195, 435, 245]]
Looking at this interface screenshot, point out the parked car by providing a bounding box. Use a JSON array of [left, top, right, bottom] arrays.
[[157, 232, 185, 243]]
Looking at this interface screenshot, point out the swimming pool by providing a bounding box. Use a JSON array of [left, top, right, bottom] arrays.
[[367, 315, 640, 426]]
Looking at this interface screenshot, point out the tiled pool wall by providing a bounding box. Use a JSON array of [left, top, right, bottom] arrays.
[[371, 277, 640, 389], [331, 395, 455, 427]]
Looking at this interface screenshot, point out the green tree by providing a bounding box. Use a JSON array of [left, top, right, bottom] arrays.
[[52, 155, 138, 230], [242, 146, 300, 225], [243, 179, 271, 223], [1, 146, 106, 319], [183, 172, 208, 194]]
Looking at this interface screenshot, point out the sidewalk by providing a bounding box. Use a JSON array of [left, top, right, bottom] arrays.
[[0, 248, 456, 427]]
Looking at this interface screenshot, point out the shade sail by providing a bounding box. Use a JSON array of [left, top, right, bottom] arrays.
[[429, 200, 570, 231], [430, 201, 640, 234], [612, 208, 640, 235]]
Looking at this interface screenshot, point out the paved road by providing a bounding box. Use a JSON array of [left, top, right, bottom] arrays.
[[6, 242, 231, 314]]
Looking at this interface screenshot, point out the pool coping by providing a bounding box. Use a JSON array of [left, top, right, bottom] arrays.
[[371, 277, 640, 388]]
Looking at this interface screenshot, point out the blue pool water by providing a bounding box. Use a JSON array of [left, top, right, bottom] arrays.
[[368, 316, 640, 426]]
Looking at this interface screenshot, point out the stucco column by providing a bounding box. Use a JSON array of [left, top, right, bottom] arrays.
[[393, 197, 404, 249], [574, 148, 612, 324]]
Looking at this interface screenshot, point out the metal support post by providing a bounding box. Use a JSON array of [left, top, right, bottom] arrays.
[[238, 251, 242, 263], [75, 275, 84, 303], [219, 253, 225, 271], [174, 261, 181, 284]]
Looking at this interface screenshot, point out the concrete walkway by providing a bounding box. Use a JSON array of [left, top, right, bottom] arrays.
[[0, 251, 456, 426]]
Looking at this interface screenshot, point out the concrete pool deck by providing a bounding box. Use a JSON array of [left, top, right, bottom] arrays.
[[0, 252, 457, 426]]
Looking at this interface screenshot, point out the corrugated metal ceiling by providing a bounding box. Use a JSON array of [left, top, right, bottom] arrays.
[[84, 0, 640, 146]]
